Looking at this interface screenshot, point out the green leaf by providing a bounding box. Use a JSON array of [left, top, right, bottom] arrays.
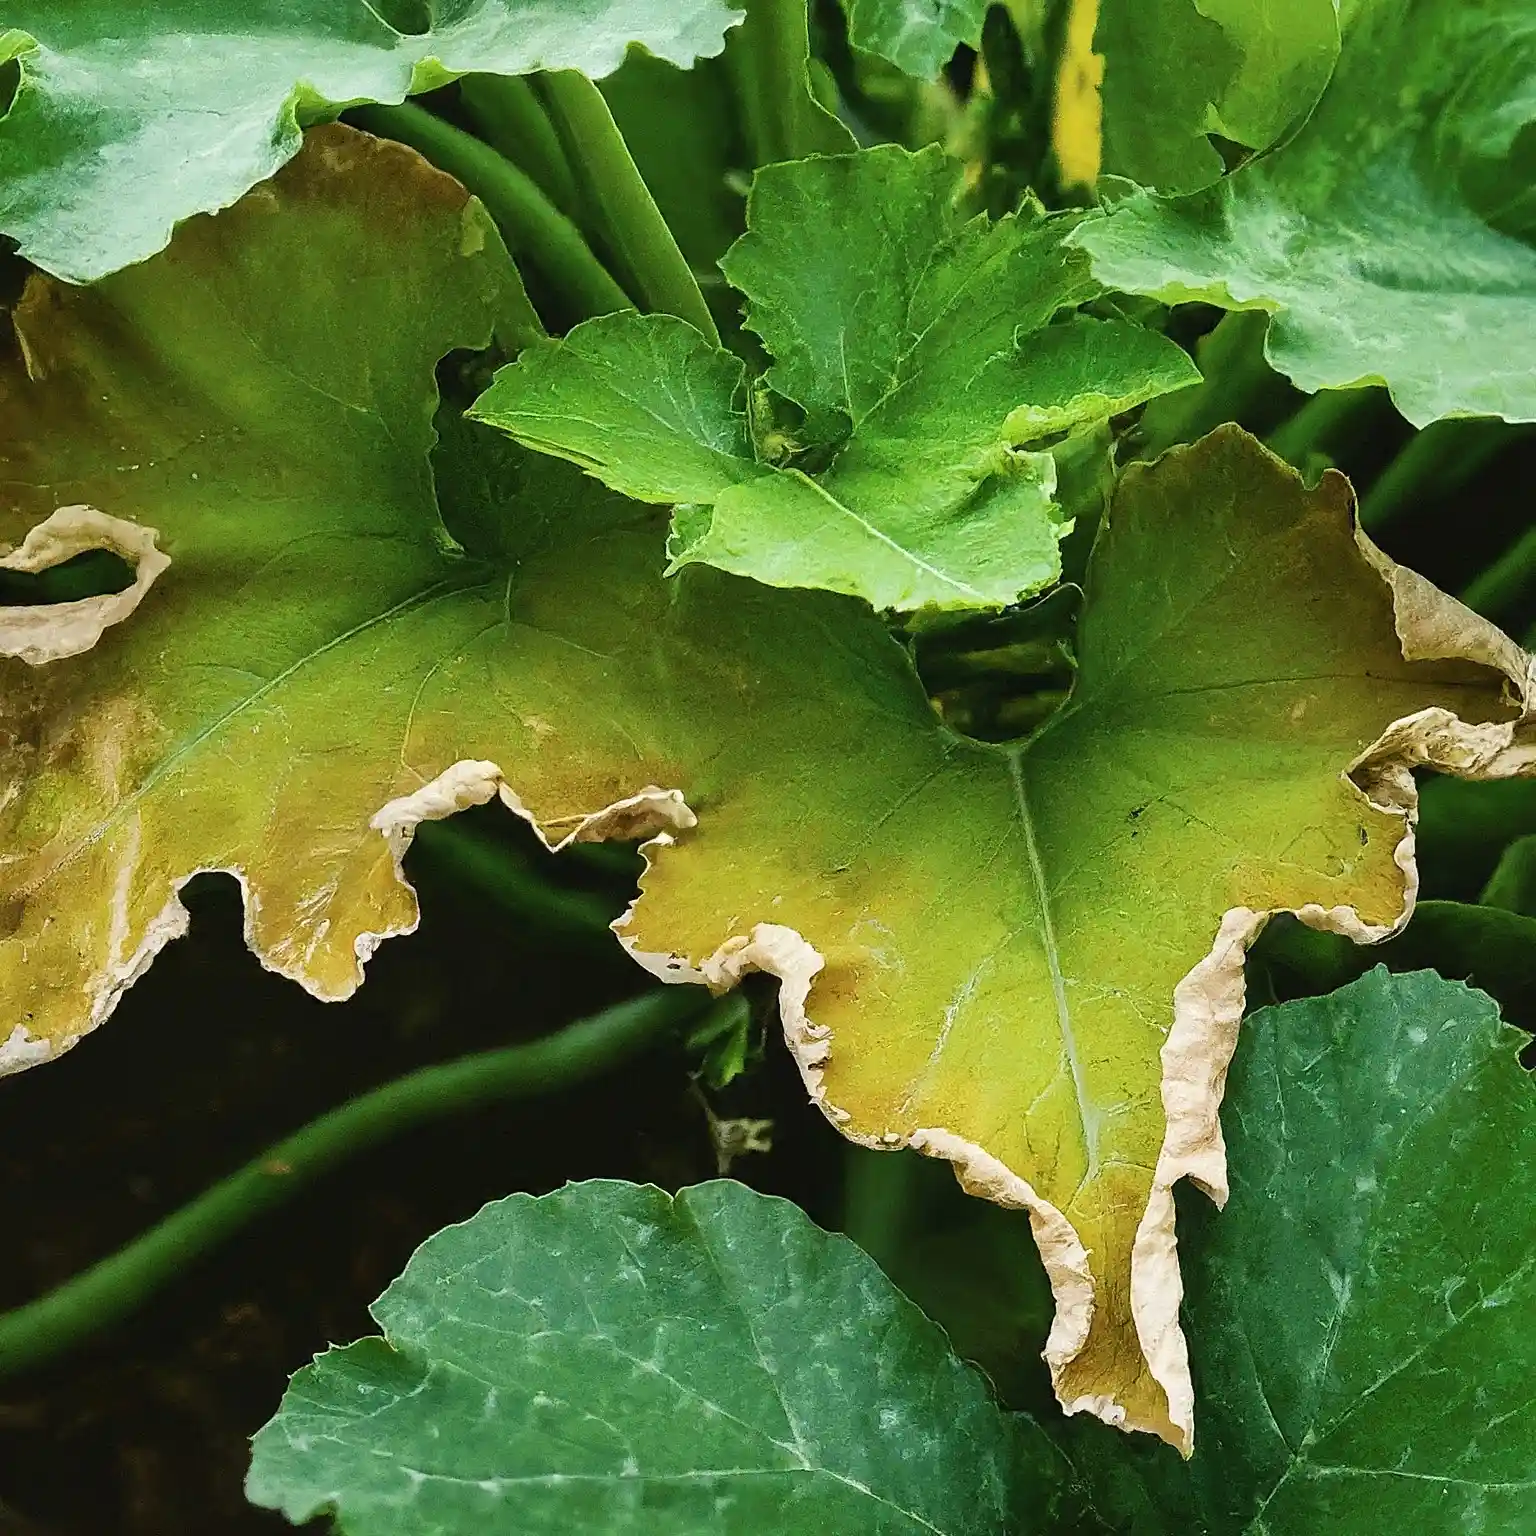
[[474, 146, 1199, 613], [1481, 832, 1536, 917], [1257, 900, 1536, 1034], [245, 1179, 1085, 1534], [1051, 0, 1338, 195], [1069, 968, 1536, 1531], [840, 0, 987, 79], [0, 0, 742, 283], [1074, 0, 1536, 424], [3, 134, 1529, 1443]]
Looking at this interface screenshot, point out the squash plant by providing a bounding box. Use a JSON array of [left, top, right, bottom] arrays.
[[0, 0, 1534, 1531]]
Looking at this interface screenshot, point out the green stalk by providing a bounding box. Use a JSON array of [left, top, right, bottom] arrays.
[[538, 70, 720, 342], [348, 102, 630, 320], [1265, 386, 1382, 470], [0, 988, 719, 1379], [730, 0, 834, 164], [1460, 523, 1536, 628], [459, 73, 581, 216], [412, 817, 616, 943], [841, 1144, 925, 1275], [1136, 310, 1282, 458], [1359, 418, 1527, 532]]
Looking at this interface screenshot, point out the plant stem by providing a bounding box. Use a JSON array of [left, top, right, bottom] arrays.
[[1358, 418, 1526, 532], [412, 818, 617, 944], [458, 74, 581, 216], [1460, 523, 1536, 628], [1265, 386, 1382, 470], [538, 70, 720, 342], [841, 1144, 925, 1276], [730, 0, 839, 165], [1136, 310, 1281, 458], [347, 101, 630, 320], [0, 988, 718, 1379]]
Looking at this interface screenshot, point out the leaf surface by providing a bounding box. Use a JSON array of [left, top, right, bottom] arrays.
[[245, 1179, 1087, 1534], [1075, 0, 1536, 424], [473, 146, 1199, 613], [840, 0, 987, 78], [2, 129, 1530, 1443], [1070, 969, 1536, 1531], [0, 0, 741, 282], [1083, 0, 1338, 195]]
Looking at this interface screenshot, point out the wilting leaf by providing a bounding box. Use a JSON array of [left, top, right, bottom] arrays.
[[1069, 969, 1536, 1531], [0, 0, 742, 283], [2, 127, 1530, 1445], [246, 1179, 1091, 1534], [1075, 0, 1536, 424], [472, 146, 1198, 613], [1075, 0, 1338, 195]]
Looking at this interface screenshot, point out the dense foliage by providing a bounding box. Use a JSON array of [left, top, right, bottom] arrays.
[[0, 1, 1533, 1531]]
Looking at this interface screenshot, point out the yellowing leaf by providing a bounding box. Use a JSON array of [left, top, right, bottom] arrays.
[[2, 125, 1533, 1450]]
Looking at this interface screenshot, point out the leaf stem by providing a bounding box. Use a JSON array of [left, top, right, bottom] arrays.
[[412, 817, 617, 943], [538, 71, 721, 343], [1265, 386, 1382, 470], [0, 988, 720, 1380], [1136, 310, 1281, 458], [348, 102, 631, 321], [1459, 523, 1536, 628], [727, 0, 840, 165], [458, 74, 582, 216], [1358, 418, 1527, 532]]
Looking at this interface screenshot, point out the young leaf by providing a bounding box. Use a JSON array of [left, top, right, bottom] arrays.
[[0, 0, 742, 283], [473, 146, 1200, 614], [840, 0, 987, 79], [246, 1179, 1091, 1534], [2, 129, 1531, 1445], [1069, 969, 1536, 1531], [1074, 0, 1536, 425], [1065, 0, 1339, 195]]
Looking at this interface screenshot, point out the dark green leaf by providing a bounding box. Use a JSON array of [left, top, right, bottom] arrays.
[[247, 1179, 1089, 1534]]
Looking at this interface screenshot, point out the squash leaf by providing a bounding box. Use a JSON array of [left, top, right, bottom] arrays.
[[1059, 0, 1339, 196], [246, 1178, 1094, 1535], [0, 0, 742, 283], [471, 145, 1199, 614], [1069, 969, 1536, 1531], [2, 125, 1531, 1446], [1074, 0, 1536, 425]]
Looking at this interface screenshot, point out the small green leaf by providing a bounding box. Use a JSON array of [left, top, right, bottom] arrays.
[[1481, 833, 1536, 918], [1075, 0, 1536, 424], [0, 0, 742, 283], [841, 0, 987, 79], [474, 146, 1199, 613], [1070, 968, 1536, 1531], [246, 1179, 1086, 1534]]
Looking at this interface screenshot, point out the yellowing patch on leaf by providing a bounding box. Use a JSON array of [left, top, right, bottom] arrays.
[[1, 125, 1532, 1455]]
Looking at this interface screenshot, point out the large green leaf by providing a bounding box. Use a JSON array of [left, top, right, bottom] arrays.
[[2, 127, 1529, 1442], [472, 145, 1199, 613], [1069, 969, 1536, 1531], [245, 1179, 1089, 1534], [1074, 0, 1536, 424], [0, 0, 741, 283], [1066, 0, 1339, 195]]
